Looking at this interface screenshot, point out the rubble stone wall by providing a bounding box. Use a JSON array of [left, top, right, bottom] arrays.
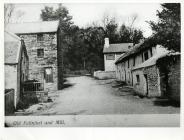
[[19, 33, 58, 91]]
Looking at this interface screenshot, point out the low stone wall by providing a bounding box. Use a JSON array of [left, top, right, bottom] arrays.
[[94, 71, 116, 79]]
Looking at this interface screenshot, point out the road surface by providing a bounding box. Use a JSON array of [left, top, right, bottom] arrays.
[[32, 76, 179, 115]]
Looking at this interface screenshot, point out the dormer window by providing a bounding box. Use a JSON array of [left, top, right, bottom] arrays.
[[37, 34, 43, 41]]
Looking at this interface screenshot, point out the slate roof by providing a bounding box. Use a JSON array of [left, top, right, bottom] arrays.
[[115, 36, 156, 64], [132, 50, 169, 70], [103, 43, 133, 53], [6, 20, 59, 34], [4, 30, 21, 64]]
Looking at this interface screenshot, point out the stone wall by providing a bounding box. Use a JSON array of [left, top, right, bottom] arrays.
[[167, 58, 180, 101], [143, 65, 161, 97], [132, 65, 161, 97], [19, 33, 58, 90], [94, 71, 116, 79], [157, 54, 180, 101]]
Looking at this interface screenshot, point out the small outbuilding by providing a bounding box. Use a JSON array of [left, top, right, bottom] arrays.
[[4, 30, 29, 108], [103, 38, 133, 71], [94, 38, 133, 79]]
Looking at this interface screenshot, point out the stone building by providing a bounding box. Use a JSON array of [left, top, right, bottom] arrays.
[[115, 37, 170, 97], [157, 53, 180, 101], [103, 38, 133, 71], [6, 20, 63, 91], [131, 49, 168, 97], [94, 38, 133, 79], [5, 30, 29, 108]]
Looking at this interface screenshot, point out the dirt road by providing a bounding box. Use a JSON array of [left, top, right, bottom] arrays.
[[32, 76, 179, 115]]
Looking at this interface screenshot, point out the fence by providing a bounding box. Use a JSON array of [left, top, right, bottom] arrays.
[[23, 81, 48, 103], [5, 89, 15, 115], [23, 82, 44, 92]]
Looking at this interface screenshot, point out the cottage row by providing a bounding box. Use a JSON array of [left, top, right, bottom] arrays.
[[101, 37, 180, 102], [5, 20, 63, 111]]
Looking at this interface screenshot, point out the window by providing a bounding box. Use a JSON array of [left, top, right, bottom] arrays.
[[37, 34, 43, 41], [150, 48, 153, 57], [44, 67, 53, 83], [136, 75, 140, 83], [144, 51, 149, 61], [133, 57, 135, 66], [106, 54, 115, 60], [37, 49, 44, 58], [128, 59, 129, 68]]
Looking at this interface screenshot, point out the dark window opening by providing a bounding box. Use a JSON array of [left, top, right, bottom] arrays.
[[144, 51, 149, 61], [128, 59, 129, 68], [37, 34, 43, 41], [44, 67, 53, 83], [37, 49, 44, 58], [150, 48, 153, 57], [136, 75, 140, 83], [133, 57, 135, 66], [106, 54, 115, 60]]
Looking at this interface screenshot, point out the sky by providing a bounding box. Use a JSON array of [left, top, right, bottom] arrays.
[[12, 3, 162, 37]]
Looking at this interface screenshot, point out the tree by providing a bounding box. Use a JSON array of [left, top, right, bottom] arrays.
[[4, 4, 15, 26], [101, 14, 119, 43], [119, 24, 144, 44], [41, 4, 73, 32], [41, 4, 74, 75], [4, 4, 25, 26], [149, 3, 181, 52]]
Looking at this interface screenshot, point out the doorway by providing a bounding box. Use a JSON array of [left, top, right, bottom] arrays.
[[144, 74, 149, 96]]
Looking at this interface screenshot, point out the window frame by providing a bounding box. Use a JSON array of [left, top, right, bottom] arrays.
[[133, 57, 135, 66], [150, 48, 153, 57], [106, 54, 115, 60], [144, 51, 149, 61], [136, 75, 140, 83]]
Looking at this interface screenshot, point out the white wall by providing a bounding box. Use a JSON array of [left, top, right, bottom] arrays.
[[132, 69, 147, 96], [104, 53, 123, 71], [5, 65, 18, 107], [115, 46, 157, 85]]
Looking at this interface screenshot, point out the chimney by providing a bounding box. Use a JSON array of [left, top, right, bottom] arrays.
[[104, 38, 109, 48]]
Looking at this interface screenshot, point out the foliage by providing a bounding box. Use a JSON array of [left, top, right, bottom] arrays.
[[4, 4, 15, 25], [104, 18, 119, 43], [149, 3, 181, 52], [40, 4, 144, 74], [119, 24, 144, 44], [41, 4, 73, 32]]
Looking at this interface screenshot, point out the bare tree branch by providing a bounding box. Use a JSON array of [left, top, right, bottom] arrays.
[[4, 4, 15, 26]]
